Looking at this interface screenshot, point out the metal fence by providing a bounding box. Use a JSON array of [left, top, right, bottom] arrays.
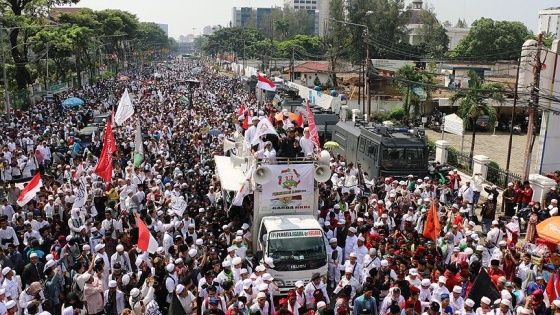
[[487, 164, 523, 189], [455, 151, 473, 173]]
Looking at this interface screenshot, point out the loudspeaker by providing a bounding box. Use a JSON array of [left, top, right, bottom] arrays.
[[314, 165, 331, 183], [254, 166, 272, 185], [231, 155, 246, 168], [318, 150, 331, 165], [234, 131, 242, 142], [223, 139, 236, 152]]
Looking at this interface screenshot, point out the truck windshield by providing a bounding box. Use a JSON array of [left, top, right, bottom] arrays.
[[267, 236, 326, 262], [381, 147, 426, 169]]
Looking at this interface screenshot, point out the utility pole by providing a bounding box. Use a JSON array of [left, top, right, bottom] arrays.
[[1, 25, 9, 118], [522, 33, 543, 181], [365, 29, 371, 122], [45, 41, 49, 91], [290, 46, 294, 82]]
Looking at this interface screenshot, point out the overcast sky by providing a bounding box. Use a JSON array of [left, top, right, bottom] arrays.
[[67, 0, 558, 39]]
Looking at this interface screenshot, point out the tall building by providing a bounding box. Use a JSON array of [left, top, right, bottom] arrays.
[[284, 0, 319, 10], [232, 7, 254, 27], [157, 24, 169, 37], [405, 0, 469, 50], [283, 0, 321, 35], [203, 25, 221, 35], [538, 7, 560, 38]]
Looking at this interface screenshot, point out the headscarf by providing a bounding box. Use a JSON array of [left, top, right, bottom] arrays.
[[28, 282, 43, 295]]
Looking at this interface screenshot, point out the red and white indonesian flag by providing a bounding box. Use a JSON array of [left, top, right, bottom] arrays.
[[257, 73, 276, 92], [251, 118, 278, 145], [136, 215, 158, 254], [17, 173, 43, 207]]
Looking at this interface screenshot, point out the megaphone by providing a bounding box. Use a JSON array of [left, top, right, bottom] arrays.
[[254, 166, 272, 185], [231, 155, 246, 168], [318, 150, 331, 165], [314, 165, 331, 183], [223, 139, 236, 152], [233, 131, 241, 141]]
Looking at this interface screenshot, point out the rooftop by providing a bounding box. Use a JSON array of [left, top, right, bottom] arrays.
[[49, 7, 83, 20], [290, 61, 330, 73]]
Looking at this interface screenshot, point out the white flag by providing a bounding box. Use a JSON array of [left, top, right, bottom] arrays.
[[72, 177, 88, 209], [232, 165, 255, 207], [114, 88, 134, 126], [250, 118, 278, 145]]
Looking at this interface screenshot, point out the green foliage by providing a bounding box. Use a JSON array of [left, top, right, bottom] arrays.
[[324, 78, 333, 90], [388, 107, 406, 121], [276, 35, 322, 59], [427, 140, 436, 159], [450, 71, 505, 159], [395, 64, 435, 119], [321, 0, 351, 87], [259, 8, 315, 40], [370, 112, 388, 123], [451, 18, 531, 61], [361, 0, 410, 60], [313, 76, 322, 87], [202, 27, 265, 58], [447, 146, 459, 166], [487, 161, 500, 185], [415, 7, 449, 58]]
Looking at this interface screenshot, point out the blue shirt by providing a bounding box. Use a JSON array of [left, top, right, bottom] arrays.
[[353, 295, 378, 315], [527, 281, 546, 296]]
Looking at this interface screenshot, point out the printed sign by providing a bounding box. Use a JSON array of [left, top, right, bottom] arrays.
[[269, 230, 322, 239], [259, 164, 315, 212]]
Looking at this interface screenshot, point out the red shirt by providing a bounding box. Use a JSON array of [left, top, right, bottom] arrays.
[[522, 187, 534, 204]]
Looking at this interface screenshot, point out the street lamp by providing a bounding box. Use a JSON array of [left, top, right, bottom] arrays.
[[325, 17, 371, 121], [1, 23, 66, 117]]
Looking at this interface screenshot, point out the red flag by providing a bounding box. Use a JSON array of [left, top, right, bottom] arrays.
[[296, 112, 304, 128], [257, 73, 276, 91], [423, 202, 441, 241], [546, 270, 560, 302], [305, 100, 320, 148], [94, 120, 117, 182], [238, 104, 246, 116], [17, 173, 43, 207], [136, 215, 158, 253], [242, 114, 250, 130]]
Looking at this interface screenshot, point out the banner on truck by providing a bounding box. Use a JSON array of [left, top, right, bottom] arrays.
[[269, 230, 322, 239], [260, 164, 314, 211]]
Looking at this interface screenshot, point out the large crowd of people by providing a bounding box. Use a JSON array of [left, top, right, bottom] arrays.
[[0, 57, 557, 315]]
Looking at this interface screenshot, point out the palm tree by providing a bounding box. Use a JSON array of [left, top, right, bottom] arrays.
[[449, 70, 505, 160], [395, 64, 435, 121]]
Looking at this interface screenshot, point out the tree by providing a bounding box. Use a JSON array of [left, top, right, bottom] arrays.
[[452, 18, 530, 61], [450, 71, 505, 160], [455, 18, 468, 28], [359, 0, 410, 60], [395, 64, 435, 120], [1, 0, 80, 90], [414, 6, 449, 58], [276, 35, 322, 59], [321, 0, 350, 87]]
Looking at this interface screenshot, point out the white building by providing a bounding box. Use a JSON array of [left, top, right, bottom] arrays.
[[538, 7, 560, 38], [405, 0, 469, 50]]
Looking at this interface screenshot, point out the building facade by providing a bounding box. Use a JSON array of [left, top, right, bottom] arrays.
[[538, 7, 560, 38]]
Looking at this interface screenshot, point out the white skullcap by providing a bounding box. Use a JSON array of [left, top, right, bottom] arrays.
[[130, 288, 141, 298]]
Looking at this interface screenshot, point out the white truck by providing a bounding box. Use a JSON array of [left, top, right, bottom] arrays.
[[215, 148, 330, 295], [251, 159, 330, 295]]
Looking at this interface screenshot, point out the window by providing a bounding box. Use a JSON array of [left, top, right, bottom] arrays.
[[267, 234, 325, 262], [358, 138, 366, 153]]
